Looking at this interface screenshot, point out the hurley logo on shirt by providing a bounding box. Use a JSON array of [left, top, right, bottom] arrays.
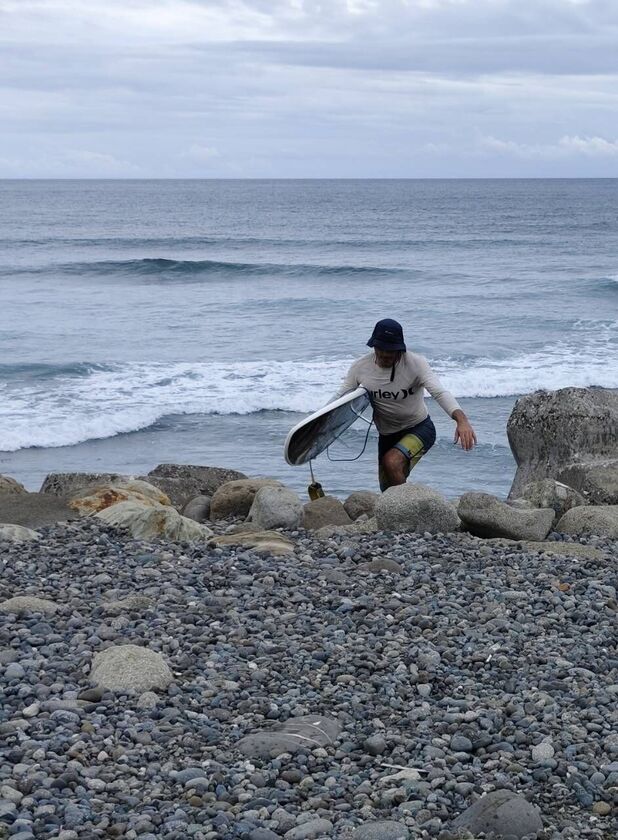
[[371, 385, 417, 400]]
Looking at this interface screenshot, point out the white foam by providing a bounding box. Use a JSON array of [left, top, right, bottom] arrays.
[[1, 332, 617, 451]]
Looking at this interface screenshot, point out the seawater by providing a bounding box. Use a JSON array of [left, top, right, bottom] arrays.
[[0, 179, 616, 498]]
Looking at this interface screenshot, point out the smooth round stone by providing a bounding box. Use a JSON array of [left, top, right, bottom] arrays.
[[5, 663, 26, 680], [364, 735, 387, 756], [451, 734, 473, 753], [592, 802, 611, 816]]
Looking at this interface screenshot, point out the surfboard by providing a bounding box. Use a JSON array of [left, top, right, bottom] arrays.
[[284, 386, 371, 466]]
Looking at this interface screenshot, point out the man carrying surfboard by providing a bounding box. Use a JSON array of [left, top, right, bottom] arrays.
[[336, 318, 476, 491]]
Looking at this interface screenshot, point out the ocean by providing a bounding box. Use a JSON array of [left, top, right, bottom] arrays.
[[0, 179, 616, 500]]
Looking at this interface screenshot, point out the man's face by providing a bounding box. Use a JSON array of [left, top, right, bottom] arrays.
[[374, 348, 400, 368]]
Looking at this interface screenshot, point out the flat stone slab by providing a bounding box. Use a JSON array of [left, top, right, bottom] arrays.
[[214, 531, 295, 556], [238, 715, 342, 759], [452, 789, 543, 839]]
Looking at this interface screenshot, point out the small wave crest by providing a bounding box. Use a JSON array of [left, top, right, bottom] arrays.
[[5, 257, 402, 280], [1, 329, 616, 451]]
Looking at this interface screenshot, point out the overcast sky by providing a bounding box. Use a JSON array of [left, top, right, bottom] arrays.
[[1, 0, 618, 177]]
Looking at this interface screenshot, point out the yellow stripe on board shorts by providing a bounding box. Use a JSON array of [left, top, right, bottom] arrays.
[[379, 432, 426, 491]]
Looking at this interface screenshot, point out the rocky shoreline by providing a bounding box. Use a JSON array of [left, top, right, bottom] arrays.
[[1, 386, 617, 839]]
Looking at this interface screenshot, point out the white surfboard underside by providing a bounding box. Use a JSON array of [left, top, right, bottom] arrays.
[[284, 386, 371, 466]]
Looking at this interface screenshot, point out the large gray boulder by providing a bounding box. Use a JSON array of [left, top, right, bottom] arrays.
[[344, 491, 380, 521], [458, 492, 554, 541], [0, 475, 27, 495], [302, 496, 352, 530], [142, 464, 246, 508], [238, 715, 341, 759], [507, 387, 618, 503], [451, 789, 542, 839], [556, 505, 618, 538], [90, 644, 173, 693], [247, 486, 303, 530], [40, 472, 131, 496], [515, 479, 587, 524], [375, 484, 459, 534], [95, 500, 213, 541], [210, 478, 282, 520]]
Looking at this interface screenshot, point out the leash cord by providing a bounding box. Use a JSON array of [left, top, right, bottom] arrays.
[[326, 417, 374, 462]]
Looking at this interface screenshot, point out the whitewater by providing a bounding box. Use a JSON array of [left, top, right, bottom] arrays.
[[0, 178, 616, 498]]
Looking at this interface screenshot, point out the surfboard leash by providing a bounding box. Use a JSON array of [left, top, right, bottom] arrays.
[[325, 416, 374, 462]]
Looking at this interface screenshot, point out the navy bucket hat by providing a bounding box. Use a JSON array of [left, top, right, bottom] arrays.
[[367, 318, 406, 352]]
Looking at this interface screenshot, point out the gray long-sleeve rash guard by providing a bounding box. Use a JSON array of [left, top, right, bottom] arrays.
[[336, 351, 461, 435]]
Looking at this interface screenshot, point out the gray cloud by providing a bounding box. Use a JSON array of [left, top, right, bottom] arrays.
[[1, 0, 617, 176]]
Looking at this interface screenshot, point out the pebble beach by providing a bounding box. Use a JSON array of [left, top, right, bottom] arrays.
[[1, 512, 616, 839]]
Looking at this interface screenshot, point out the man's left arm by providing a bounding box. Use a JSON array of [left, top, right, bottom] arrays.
[[451, 408, 477, 451], [418, 357, 477, 451]]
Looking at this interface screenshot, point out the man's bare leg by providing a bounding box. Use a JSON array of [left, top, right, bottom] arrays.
[[379, 448, 410, 491]]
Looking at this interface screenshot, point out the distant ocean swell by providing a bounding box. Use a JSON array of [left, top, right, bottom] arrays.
[[1, 334, 616, 452], [1, 258, 405, 279]]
